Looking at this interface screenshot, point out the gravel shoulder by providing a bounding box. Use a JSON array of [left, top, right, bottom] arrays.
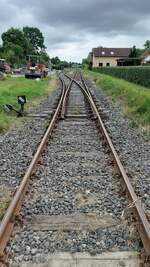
[[0, 81, 60, 220], [7, 81, 142, 266], [87, 78, 150, 214]]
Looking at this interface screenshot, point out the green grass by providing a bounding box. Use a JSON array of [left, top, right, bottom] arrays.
[[93, 66, 150, 88], [83, 70, 150, 137], [0, 76, 55, 132]]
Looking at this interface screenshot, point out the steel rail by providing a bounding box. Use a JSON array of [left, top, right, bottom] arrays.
[[61, 72, 77, 119], [64, 73, 97, 118], [65, 73, 150, 259], [0, 77, 66, 257]]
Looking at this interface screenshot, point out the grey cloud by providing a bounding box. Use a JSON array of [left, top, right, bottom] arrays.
[[8, 0, 150, 34], [0, 0, 17, 22], [1, 0, 150, 61]]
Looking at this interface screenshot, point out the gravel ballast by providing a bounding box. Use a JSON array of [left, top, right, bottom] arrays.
[[86, 78, 150, 213], [0, 83, 60, 203], [7, 80, 142, 266]]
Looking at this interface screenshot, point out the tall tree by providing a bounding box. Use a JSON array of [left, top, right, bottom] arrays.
[[51, 56, 61, 65], [23, 27, 46, 52], [1, 27, 50, 67], [39, 51, 50, 66], [128, 45, 138, 58], [2, 27, 31, 55], [144, 40, 150, 50]]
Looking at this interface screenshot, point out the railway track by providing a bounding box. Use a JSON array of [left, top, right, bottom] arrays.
[[0, 71, 150, 266]]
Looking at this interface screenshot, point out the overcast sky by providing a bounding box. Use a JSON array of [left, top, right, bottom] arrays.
[[0, 0, 150, 62]]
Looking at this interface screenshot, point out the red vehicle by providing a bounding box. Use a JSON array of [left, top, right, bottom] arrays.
[[25, 55, 48, 79]]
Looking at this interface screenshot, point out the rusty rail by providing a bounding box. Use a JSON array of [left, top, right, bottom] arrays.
[[65, 72, 150, 260], [0, 77, 66, 257], [1, 71, 150, 262], [61, 72, 77, 119]]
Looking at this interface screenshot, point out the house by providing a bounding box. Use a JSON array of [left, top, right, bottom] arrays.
[[91, 47, 131, 67], [140, 49, 150, 64]]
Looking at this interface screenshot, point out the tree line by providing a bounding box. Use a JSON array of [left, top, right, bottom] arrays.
[[0, 27, 50, 67], [50, 56, 81, 70], [0, 27, 80, 69]]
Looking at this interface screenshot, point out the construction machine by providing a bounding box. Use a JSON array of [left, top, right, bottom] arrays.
[[25, 55, 48, 79]]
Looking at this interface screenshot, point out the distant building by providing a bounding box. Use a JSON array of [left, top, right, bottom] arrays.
[[90, 47, 131, 67], [140, 49, 150, 64]]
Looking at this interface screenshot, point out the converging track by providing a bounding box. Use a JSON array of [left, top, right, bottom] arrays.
[[0, 71, 150, 266]]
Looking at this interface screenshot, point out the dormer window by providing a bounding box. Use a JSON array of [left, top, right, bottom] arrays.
[[110, 51, 114, 55], [102, 51, 105, 55]]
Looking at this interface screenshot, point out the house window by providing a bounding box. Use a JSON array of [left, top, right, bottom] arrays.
[[106, 63, 110, 66], [102, 51, 105, 55], [110, 51, 114, 55], [99, 63, 103, 67]]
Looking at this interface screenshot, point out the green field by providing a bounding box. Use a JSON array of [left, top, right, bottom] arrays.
[[0, 76, 55, 132], [84, 70, 150, 137]]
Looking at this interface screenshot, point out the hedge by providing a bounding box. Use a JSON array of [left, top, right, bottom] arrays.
[[93, 66, 150, 88]]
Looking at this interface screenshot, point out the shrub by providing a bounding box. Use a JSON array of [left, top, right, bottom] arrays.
[[93, 66, 150, 88]]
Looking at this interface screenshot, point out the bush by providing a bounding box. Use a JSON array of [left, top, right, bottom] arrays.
[[93, 66, 150, 88]]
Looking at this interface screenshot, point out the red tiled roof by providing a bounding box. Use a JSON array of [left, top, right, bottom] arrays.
[[92, 47, 131, 57]]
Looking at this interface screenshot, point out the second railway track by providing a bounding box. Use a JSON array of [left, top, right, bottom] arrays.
[[0, 71, 150, 267]]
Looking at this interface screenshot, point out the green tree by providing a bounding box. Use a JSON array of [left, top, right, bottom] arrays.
[[128, 45, 138, 58], [51, 56, 61, 65], [0, 45, 4, 57], [1, 27, 33, 66], [0, 27, 49, 67], [23, 26, 45, 52], [144, 40, 150, 49], [82, 57, 91, 69], [4, 42, 25, 66], [2, 27, 31, 55], [39, 51, 50, 66], [51, 56, 61, 69]]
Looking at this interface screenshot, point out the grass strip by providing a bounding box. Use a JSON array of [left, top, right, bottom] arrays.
[[0, 76, 55, 132], [93, 66, 150, 88], [83, 70, 150, 137]]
